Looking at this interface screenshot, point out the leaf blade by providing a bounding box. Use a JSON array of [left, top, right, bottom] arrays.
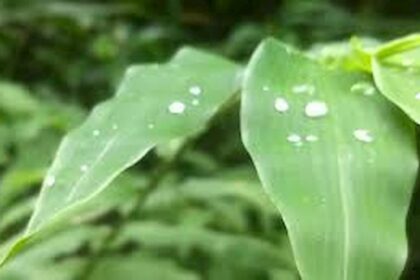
[[241, 38, 418, 280]]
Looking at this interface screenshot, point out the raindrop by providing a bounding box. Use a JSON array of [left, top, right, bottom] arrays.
[[305, 135, 319, 142], [80, 165, 88, 172], [263, 85, 270, 92], [112, 124, 118, 130], [148, 124, 155, 129], [189, 85, 202, 96], [287, 134, 302, 143], [415, 92, 420, 100], [305, 101, 328, 118], [353, 129, 374, 143], [274, 97, 289, 113], [45, 175, 55, 188], [351, 82, 376, 96], [192, 99, 200, 106], [168, 101, 186, 114], [93, 130, 100, 136], [292, 84, 315, 95]]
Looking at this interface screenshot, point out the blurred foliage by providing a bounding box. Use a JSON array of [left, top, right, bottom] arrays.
[[0, 0, 419, 279]]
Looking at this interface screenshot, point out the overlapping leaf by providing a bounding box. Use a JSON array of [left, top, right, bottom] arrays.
[[241, 38, 418, 280], [0, 47, 240, 264]]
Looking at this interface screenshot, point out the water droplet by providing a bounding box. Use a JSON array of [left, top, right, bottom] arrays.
[[263, 86, 270, 92], [112, 124, 118, 130], [45, 175, 55, 187], [274, 97, 289, 113], [353, 129, 374, 143], [189, 85, 202, 96], [287, 134, 302, 143], [168, 101, 186, 114], [305, 101, 328, 118], [292, 84, 315, 95], [192, 99, 200, 106], [305, 135, 319, 142], [148, 124, 155, 129], [93, 130, 100, 136], [351, 82, 376, 96], [80, 165, 88, 172], [415, 92, 420, 100]]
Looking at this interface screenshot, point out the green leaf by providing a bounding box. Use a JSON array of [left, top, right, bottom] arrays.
[[88, 254, 199, 280], [241, 38, 418, 280], [1, 47, 240, 264], [372, 53, 420, 124]]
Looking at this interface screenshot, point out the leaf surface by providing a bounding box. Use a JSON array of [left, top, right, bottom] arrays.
[[372, 51, 420, 124], [241, 38, 418, 280], [0, 47, 240, 264]]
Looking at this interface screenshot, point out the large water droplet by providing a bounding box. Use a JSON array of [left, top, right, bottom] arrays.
[[168, 101, 186, 114], [353, 129, 374, 143], [189, 85, 202, 96], [305, 101, 328, 118], [274, 97, 289, 113], [45, 175, 55, 188]]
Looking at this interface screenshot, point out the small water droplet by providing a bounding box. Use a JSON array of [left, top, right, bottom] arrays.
[[287, 134, 302, 143], [189, 85, 202, 96], [45, 175, 55, 187], [305, 101, 328, 118], [305, 135, 319, 142], [192, 99, 200, 106], [292, 84, 315, 95], [351, 82, 376, 96], [168, 101, 186, 114], [274, 97, 289, 113], [148, 124, 155, 129], [93, 130, 100, 136], [112, 124, 118, 130], [415, 92, 420, 100], [80, 165, 88, 172], [353, 129, 374, 143], [263, 86, 270, 92]]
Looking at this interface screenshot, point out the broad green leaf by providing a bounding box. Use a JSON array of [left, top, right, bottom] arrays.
[[241, 38, 418, 280], [1, 48, 240, 264], [372, 54, 420, 124]]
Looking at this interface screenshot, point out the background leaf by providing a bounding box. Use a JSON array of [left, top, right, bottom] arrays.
[[1, 48, 240, 264], [241, 38, 418, 280]]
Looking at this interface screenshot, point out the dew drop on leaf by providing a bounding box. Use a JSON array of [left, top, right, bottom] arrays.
[[305, 101, 328, 118], [45, 175, 55, 188], [80, 165, 88, 172], [189, 85, 202, 96], [168, 101, 186, 114], [353, 129, 374, 143], [92, 130, 100, 136], [292, 84, 315, 95], [287, 133, 302, 144], [305, 135, 319, 142], [274, 97, 289, 113]]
